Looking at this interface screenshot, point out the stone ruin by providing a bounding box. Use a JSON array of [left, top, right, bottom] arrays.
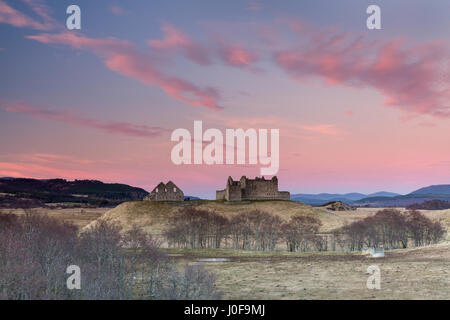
[[145, 181, 184, 201], [216, 176, 290, 201]]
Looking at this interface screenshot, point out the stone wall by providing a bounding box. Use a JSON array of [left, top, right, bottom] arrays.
[[216, 176, 290, 201], [226, 178, 243, 201], [216, 189, 226, 200], [145, 181, 184, 201], [241, 176, 279, 199], [277, 191, 291, 200]]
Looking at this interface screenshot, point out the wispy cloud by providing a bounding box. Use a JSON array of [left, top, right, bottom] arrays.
[[274, 19, 450, 118], [246, 1, 264, 12], [148, 22, 212, 65], [344, 110, 354, 116], [2, 1, 448, 119], [199, 113, 342, 138], [109, 5, 129, 16], [149, 23, 260, 69], [0, 0, 57, 30], [26, 32, 224, 111], [2, 102, 167, 138], [216, 40, 259, 68], [299, 124, 340, 135], [0, 158, 106, 180]]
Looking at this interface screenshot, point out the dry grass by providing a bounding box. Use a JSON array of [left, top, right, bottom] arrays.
[[2, 207, 109, 228], [172, 242, 450, 299]]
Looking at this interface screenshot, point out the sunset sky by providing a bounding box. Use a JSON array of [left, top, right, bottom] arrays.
[[1, 0, 450, 198]]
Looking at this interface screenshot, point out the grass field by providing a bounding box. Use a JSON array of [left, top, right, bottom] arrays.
[[167, 242, 450, 299], [2, 207, 109, 228]]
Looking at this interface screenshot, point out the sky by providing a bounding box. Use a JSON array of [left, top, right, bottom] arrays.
[[0, 0, 450, 198]]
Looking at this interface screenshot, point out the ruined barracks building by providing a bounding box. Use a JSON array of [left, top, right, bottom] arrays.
[[145, 181, 184, 201], [216, 176, 290, 201]]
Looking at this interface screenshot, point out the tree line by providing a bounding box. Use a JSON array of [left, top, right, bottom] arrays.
[[407, 199, 450, 210], [334, 209, 446, 251], [165, 208, 325, 252], [165, 207, 446, 252]]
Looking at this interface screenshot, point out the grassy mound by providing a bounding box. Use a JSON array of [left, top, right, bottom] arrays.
[[83, 200, 348, 237]]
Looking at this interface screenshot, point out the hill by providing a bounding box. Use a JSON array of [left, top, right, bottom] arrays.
[[354, 194, 450, 207], [291, 191, 399, 205], [0, 178, 149, 208], [367, 191, 400, 197], [291, 193, 365, 205], [84, 200, 348, 239], [410, 185, 450, 195], [355, 184, 450, 207], [320, 201, 356, 211]]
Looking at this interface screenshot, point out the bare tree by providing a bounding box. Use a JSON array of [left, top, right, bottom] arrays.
[[282, 216, 322, 252], [0, 213, 222, 300], [165, 207, 230, 249], [337, 209, 445, 251], [163, 265, 222, 300]]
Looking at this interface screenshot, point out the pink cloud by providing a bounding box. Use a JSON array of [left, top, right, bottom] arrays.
[[26, 32, 223, 111], [274, 22, 450, 118], [26, 32, 134, 54], [0, 157, 131, 182], [0, 161, 92, 180], [105, 53, 222, 110], [109, 5, 129, 16], [299, 124, 340, 136], [0, 0, 57, 30], [30, 153, 75, 162], [417, 121, 436, 127], [21, 0, 57, 24], [217, 42, 259, 67], [344, 110, 354, 116], [2, 102, 166, 138], [149, 23, 259, 69], [246, 1, 264, 12], [199, 112, 342, 139], [148, 23, 211, 65]]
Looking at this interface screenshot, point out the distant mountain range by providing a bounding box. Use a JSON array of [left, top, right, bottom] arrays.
[[409, 185, 450, 195], [354, 185, 450, 207], [0, 177, 149, 208], [291, 191, 400, 205], [293, 185, 450, 207]]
